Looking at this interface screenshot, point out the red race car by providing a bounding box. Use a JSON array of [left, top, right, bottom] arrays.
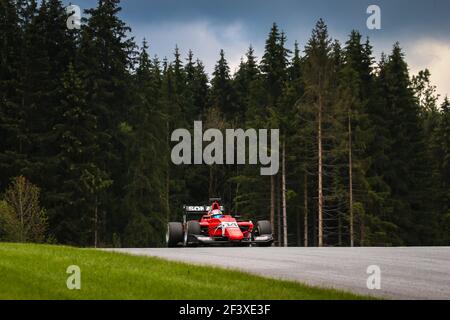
[[166, 199, 273, 247]]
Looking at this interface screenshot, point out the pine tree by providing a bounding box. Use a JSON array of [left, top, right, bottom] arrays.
[[431, 97, 450, 243], [160, 46, 197, 221], [362, 52, 399, 245], [261, 23, 289, 106], [193, 59, 209, 118], [233, 45, 259, 124], [0, 0, 24, 189], [185, 50, 208, 120], [376, 43, 428, 244], [173, 45, 186, 96], [122, 40, 167, 247], [184, 49, 197, 120], [301, 19, 333, 246], [336, 31, 378, 246], [289, 41, 302, 81], [411, 69, 441, 243], [17, 0, 50, 186], [231, 46, 264, 220], [260, 23, 290, 244], [78, 0, 136, 245], [281, 40, 306, 246], [53, 63, 110, 245], [210, 49, 237, 121], [13, 0, 75, 222]]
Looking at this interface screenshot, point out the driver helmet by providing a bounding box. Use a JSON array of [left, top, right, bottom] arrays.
[[210, 202, 223, 218], [211, 209, 223, 218]]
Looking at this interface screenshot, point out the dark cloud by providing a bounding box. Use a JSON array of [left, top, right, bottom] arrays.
[[63, 0, 450, 97]]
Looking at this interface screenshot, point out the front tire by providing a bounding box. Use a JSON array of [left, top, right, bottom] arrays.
[[255, 220, 272, 247], [167, 222, 183, 247], [184, 221, 201, 246], [256, 220, 272, 235]]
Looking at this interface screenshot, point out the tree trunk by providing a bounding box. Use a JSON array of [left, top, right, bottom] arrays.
[[348, 110, 354, 247], [166, 171, 170, 221], [94, 196, 98, 248], [277, 175, 281, 246], [304, 172, 308, 247], [166, 121, 171, 222], [318, 98, 324, 247], [270, 175, 275, 234], [235, 166, 240, 214], [360, 215, 365, 246], [338, 213, 342, 246], [18, 187, 24, 242], [282, 141, 288, 247]]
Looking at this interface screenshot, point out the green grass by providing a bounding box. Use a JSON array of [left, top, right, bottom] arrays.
[[0, 243, 371, 300]]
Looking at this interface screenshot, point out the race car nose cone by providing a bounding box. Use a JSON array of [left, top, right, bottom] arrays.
[[225, 227, 244, 241]]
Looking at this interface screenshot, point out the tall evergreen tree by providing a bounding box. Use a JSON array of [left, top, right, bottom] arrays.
[[260, 23, 290, 106], [430, 97, 450, 243], [301, 19, 333, 246], [122, 40, 167, 247], [233, 45, 259, 123], [78, 0, 136, 245], [210, 49, 237, 121], [53, 63, 109, 245], [0, 0, 24, 190], [377, 43, 429, 244], [185, 50, 208, 120], [259, 23, 290, 244]]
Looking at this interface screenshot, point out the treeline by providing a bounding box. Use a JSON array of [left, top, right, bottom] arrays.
[[1, 0, 449, 247]]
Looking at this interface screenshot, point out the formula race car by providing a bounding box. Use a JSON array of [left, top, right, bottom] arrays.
[[166, 199, 273, 247]]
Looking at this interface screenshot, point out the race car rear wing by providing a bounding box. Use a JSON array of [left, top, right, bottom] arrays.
[[183, 205, 225, 214], [183, 200, 225, 223]]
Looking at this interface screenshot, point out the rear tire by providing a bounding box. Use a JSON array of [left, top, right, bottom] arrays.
[[167, 222, 183, 247]]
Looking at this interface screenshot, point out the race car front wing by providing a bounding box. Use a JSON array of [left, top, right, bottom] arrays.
[[188, 234, 274, 246]]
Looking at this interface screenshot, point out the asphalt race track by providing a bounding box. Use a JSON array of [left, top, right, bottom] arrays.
[[106, 247, 450, 299]]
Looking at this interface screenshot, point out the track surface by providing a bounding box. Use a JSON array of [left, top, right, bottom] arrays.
[[107, 247, 450, 299]]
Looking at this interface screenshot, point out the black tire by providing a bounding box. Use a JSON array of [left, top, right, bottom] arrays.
[[256, 220, 272, 235], [254, 220, 272, 247], [184, 221, 201, 246], [167, 222, 183, 247], [187, 220, 201, 235]]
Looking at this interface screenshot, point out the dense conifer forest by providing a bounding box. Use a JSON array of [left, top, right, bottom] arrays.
[[1, 0, 449, 247]]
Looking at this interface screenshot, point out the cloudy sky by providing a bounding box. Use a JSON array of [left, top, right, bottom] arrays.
[[66, 0, 450, 101]]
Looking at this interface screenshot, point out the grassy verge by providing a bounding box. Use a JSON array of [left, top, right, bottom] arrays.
[[0, 243, 371, 300]]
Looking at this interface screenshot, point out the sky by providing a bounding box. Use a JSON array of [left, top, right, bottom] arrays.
[[65, 0, 450, 101]]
